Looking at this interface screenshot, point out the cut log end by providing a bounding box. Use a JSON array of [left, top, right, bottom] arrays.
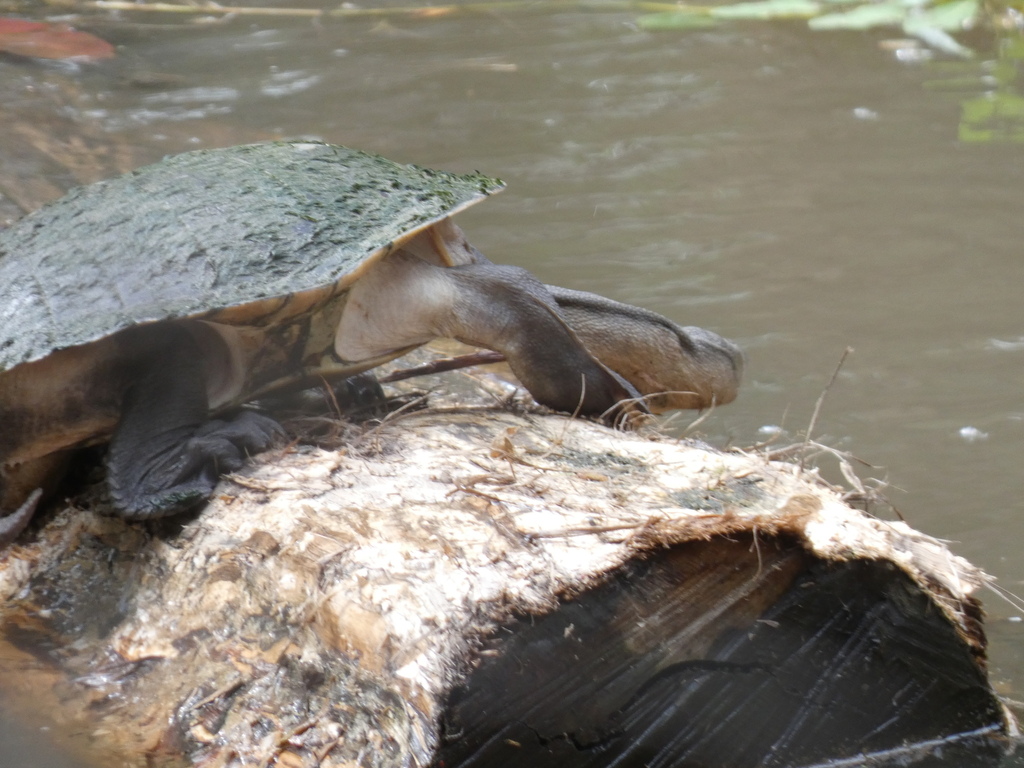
[[441, 536, 1009, 767]]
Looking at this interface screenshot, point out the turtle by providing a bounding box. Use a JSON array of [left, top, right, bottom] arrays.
[[0, 140, 743, 546]]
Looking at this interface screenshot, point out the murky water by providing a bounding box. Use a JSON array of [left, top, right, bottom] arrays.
[[1, 4, 1022, 764]]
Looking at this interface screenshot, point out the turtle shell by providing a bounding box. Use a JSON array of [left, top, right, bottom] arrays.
[[0, 141, 505, 373]]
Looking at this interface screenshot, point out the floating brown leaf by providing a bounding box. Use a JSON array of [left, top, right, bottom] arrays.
[[0, 17, 115, 61]]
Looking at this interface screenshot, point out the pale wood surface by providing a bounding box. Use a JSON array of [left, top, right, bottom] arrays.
[[0, 400, 1012, 767]]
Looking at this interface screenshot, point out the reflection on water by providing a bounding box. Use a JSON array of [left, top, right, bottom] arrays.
[[1, 5, 1022, 763], [0, 715, 81, 768]]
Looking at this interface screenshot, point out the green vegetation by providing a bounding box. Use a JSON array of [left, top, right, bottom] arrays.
[[923, 35, 1024, 141], [639, 0, 981, 57], [635, 0, 1023, 140]]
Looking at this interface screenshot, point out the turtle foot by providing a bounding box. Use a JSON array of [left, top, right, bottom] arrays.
[[331, 372, 390, 420], [108, 410, 284, 521], [259, 372, 390, 422], [190, 409, 285, 456]]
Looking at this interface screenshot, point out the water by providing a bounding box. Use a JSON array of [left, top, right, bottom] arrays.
[[1, 4, 1022, 763]]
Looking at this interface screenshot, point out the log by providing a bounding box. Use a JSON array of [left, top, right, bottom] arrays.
[[0, 392, 1016, 767]]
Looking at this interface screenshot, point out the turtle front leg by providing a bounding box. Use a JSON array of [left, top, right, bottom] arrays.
[[336, 253, 640, 422], [439, 265, 642, 419], [545, 286, 744, 413], [106, 325, 282, 520]]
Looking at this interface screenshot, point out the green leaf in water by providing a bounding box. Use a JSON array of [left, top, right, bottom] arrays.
[[709, 0, 820, 18], [902, 19, 974, 56], [809, 2, 905, 29], [637, 11, 718, 29], [960, 93, 1024, 143], [909, 0, 977, 30], [1003, 37, 1024, 61]]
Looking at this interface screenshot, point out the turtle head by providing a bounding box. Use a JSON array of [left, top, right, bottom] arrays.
[[546, 286, 743, 413]]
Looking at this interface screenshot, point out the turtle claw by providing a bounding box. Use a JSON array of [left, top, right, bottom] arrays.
[[594, 368, 651, 430], [0, 488, 43, 548], [600, 398, 651, 431]]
